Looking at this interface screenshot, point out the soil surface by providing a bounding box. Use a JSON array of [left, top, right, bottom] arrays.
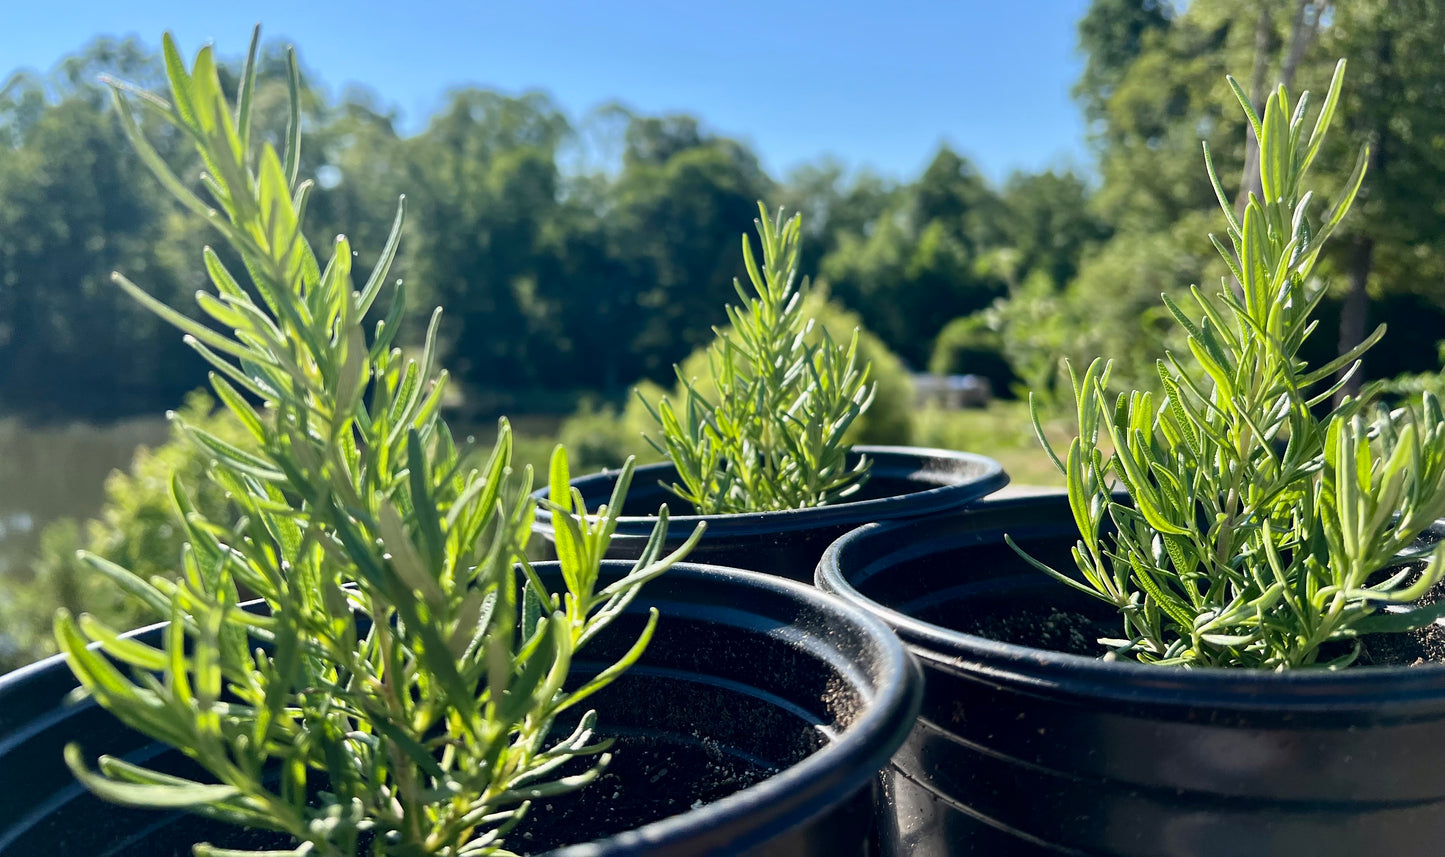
[[511, 732, 778, 854], [1358, 576, 1445, 667], [949, 570, 1445, 668], [951, 603, 1116, 657]]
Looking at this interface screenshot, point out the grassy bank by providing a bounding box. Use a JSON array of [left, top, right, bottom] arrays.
[[914, 401, 1068, 488]]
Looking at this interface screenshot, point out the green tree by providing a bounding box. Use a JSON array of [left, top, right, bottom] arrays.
[[529, 197, 650, 392], [1069, 0, 1445, 398], [604, 113, 773, 379], [1320, 0, 1445, 394], [776, 158, 897, 279], [304, 91, 409, 279], [820, 147, 1008, 368], [399, 90, 571, 393], [0, 40, 207, 421], [929, 313, 1018, 396], [0, 35, 342, 422], [1075, 0, 1175, 125], [998, 169, 1111, 290]]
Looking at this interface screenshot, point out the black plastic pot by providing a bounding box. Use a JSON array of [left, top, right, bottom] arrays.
[[531, 446, 1007, 583], [0, 562, 921, 857], [817, 492, 1445, 857]]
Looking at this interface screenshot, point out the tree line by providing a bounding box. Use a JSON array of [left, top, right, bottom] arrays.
[[1, 0, 1442, 425]]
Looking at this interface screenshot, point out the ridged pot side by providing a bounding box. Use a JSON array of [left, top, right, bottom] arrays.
[[817, 493, 1445, 857], [0, 564, 921, 857], [531, 446, 1007, 582]]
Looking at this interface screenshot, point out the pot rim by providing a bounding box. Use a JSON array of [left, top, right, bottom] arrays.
[[816, 493, 1445, 711], [531, 445, 1008, 537], [0, 563, 922, 857], [540, 562, 921, 856]]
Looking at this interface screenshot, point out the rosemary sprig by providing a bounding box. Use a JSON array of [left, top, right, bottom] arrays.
[[55, 27, 700, 856], [642, 204, 876, 514], [1015, 60, 1445, 669]]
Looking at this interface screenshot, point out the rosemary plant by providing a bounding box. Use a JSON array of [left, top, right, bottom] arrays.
[[54, 29, 700, 856], [1015, 60, 1445, 669], [643, 204, 875, 515]]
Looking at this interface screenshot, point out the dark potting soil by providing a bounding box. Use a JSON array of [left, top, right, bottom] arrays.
[[1356, 624, 1445, 666], [1359, 575, 1445, 667], [949, 602, 1116, 657], [944, 576, 1445, 667], [98, 732, 777, 857], [97, 734, 774, 856], [510, 732, 778, 855]]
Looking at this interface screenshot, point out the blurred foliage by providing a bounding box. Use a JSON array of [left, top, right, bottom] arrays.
[[819, 148, 1009, 368], [913, 400, 1071, 489], [998, 170, 1112, 290], [1385, 342, 1445, 402], [5, 7, 1445, 664], [554, 397, 664, 475], [0, 392, 243, 670], [555, 291, 913, 476], [1060, 0, 1445, 394], [668, 291, 915, 447], [0, 396, 559, 672], [928, 314, 1018, 397], [0, 41, 207, 421], [2, 13, 1441, 426]]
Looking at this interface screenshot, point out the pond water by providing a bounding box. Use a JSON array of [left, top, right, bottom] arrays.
[[0, 412, 565, 583], [0, 417, 170, 579]]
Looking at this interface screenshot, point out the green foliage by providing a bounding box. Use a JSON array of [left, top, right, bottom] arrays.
[[0, 39, 775, 421], [6, 8, 1445, 430], [400, 90, 570, 388], [643, 205, 875, 515], [774, 159, 898, 278], [1075, 0, 1175, 125], [1073, 0, 1445, 393], [0, 393, 242, 670], [801, 294, 913, 445], [943, 169, 1111, 409], [74, 394, 243, 592], [554, 398, 665, 475], [983, 271, 1076, 410], [1019, 62, 1445, 669], [998, 169, 1112, 291], [0, 521, 108, 672], [56, 29, 697, 856], [928, 314, 1018, 398], [913, 400, 1069, 489], [982, 202, 1212, 410], [1059, 210, 1223, 394], [1385, 342, 1445, 401], [1084, 0, 1259, 231], [551, 291, 911, 481], [0, 42, 209, 421], [668, 292, 913, 447], [1319, 0, 1445, 388], [600, 118, 773, 381], [819, 148, 1007, 368], [1322, 0, 1445, 294]]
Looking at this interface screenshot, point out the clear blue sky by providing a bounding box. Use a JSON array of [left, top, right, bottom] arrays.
[[4, 0, 1094, 184]]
